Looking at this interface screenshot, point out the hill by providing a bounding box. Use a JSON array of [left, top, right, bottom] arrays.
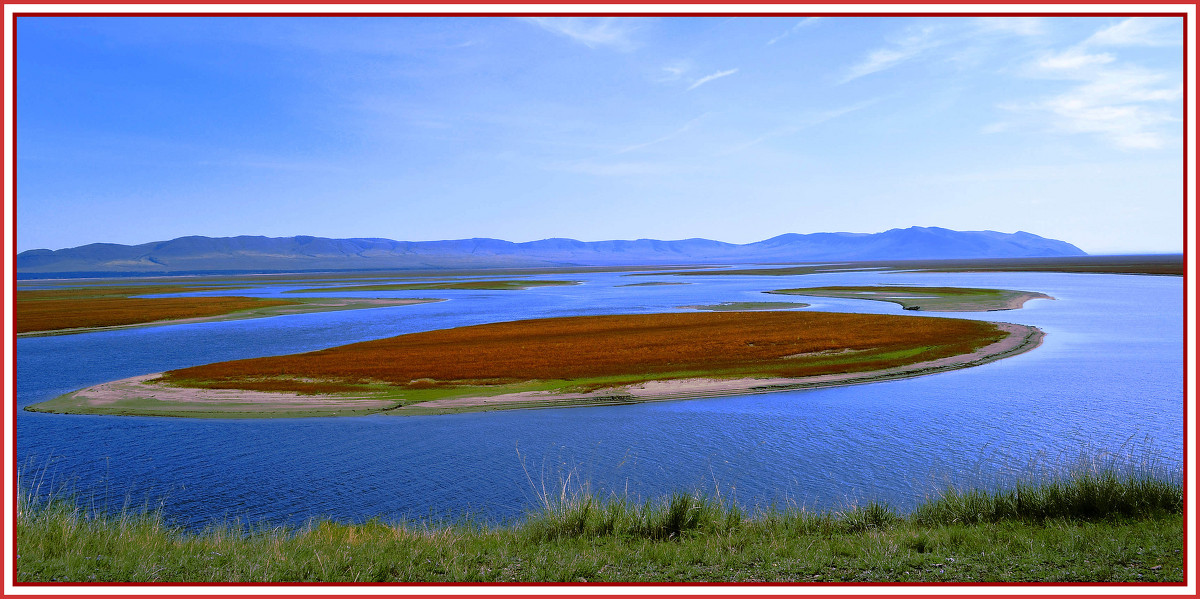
[[16, 227, 1086, 274]]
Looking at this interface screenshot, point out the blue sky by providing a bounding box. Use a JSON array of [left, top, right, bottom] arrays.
[[15, 15, 1185, 254]]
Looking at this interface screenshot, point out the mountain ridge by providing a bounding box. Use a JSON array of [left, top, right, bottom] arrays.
[[17, 227, 1087, 274]]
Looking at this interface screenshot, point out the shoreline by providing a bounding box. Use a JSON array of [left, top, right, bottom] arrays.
[[27, 322, 1043, 419]]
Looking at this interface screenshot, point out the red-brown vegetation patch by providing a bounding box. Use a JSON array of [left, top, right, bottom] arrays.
[[164, 312, 1008, 394], [16, 296, 300, 333], [17, 284, 246, 301]]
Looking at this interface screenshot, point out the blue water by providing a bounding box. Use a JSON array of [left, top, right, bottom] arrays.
[[15, 270, 1184, 529]]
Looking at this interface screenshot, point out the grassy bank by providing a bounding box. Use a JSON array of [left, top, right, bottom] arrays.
[[17, 467, 1182, 583]]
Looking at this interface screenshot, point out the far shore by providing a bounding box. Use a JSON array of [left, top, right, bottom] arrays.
[[28, 322, 1042, 419]]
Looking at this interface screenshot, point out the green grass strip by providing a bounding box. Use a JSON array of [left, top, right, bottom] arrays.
[[17, 466, 1181, 582]]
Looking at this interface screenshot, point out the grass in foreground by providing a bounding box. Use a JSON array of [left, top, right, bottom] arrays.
[[17, 467, 1182, 582]]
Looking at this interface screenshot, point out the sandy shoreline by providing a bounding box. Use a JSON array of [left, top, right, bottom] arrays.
[[958, 291, 1053, 311], [67, 373, 393, 409], [31, 372, 397, 417], [32, 322, 1043, 418]]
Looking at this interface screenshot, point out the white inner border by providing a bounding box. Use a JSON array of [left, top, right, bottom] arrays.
[[2, 4, 1196, 597]]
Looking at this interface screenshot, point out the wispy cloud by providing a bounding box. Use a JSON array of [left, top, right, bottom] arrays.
[[1035, 47, 1116, 71], [1084, 17, 1182, 47], [523, 17, 645, 51], [718, 99, 879, 155], [973, 17, 1046, 37], [654, 60, 691, 83], [988, 19, 1182, 150], [545, 160, 684, 177], [767, 17, 820, 45], [1022, 68, 1180, 149], [615, 113, 712, 154], [688, 68, 738, 91], [841, 17, 1050, 84], [840, 26, 942, 83]]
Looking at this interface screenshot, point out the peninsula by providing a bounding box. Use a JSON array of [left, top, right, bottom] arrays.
[[766, 286, 1053, 312]]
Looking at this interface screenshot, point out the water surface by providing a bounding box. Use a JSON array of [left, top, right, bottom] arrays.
[[16, 270, 1183, 529]]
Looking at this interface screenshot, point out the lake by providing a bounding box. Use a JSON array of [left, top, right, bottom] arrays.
[[14, 268, 1183, 530]]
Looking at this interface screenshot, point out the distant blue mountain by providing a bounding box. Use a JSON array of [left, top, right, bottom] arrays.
[[16, 227, 1086, 274]]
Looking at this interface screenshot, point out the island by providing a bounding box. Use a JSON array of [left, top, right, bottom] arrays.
[[16, 283, 442, 337], [765, 286, 1053, 312], [28, 311, 1043, 418]]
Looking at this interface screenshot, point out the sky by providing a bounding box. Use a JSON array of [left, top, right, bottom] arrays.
[[13, 14, 1187, 254]]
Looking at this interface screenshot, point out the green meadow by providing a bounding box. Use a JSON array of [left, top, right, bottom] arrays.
[[17, 463, 1181, 583]]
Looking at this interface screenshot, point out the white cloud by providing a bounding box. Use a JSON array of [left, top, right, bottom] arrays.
[[985, 17, 1182, 151], [523, 17, 644, 51], [767, 17, 820, 45], [1035, 48, 1115, 71], [1035, 67, 1181, 149], [1038, 100, 1173, 149], [1084, 17, 1182, 47], [999, 47, 1181, 151], [840, 26, 942, 83], [655, 60, 691, 83], [687, 68, 738, 91]]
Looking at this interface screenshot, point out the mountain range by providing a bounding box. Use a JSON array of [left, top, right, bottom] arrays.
[[17, 227, 1087, 274]]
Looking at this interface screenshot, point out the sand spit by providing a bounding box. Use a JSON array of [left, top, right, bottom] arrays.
[[938, 291, 1052, 312], [39, 373, 396, 416], [394, 322, 1043, 413], [767, 288, 1053, 312]]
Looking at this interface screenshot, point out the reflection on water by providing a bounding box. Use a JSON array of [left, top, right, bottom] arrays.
[[16, 270, 1184, 529]]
